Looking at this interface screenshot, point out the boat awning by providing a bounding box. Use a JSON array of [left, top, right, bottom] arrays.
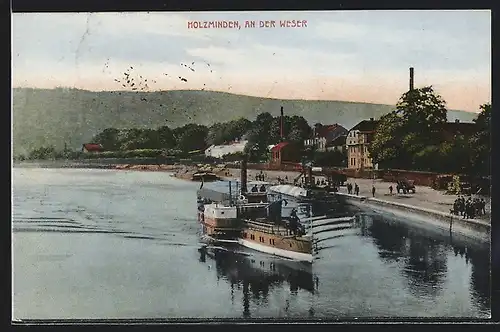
[[269, 184, 308, 198]]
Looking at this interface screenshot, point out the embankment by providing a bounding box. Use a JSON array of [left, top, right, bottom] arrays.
[[13, 158, 165, 169], [336, 193, 490, 243]]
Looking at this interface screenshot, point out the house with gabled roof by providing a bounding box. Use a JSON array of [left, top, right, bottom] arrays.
[[346, 118, 379, 170], [82, 143, 104, 153], [304, 123, 348, 152]]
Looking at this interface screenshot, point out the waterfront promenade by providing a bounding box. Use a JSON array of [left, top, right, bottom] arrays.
[[224, 168, 491, 223]]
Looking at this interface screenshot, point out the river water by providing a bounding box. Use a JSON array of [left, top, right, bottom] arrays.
[[12, 168, 491, 320]]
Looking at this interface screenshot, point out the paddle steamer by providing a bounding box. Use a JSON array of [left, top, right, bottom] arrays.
[[196, 156, 314, 262]]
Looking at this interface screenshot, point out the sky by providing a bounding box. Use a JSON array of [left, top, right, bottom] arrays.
[[12, 10, 491, 112]]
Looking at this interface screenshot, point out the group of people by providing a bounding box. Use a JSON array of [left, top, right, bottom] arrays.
[[276, 175, 289, 184], [255, 171, 266, 181], [452, 196, 487, 219], [250, 184, 267, 193], [346, 182, 360, 196]]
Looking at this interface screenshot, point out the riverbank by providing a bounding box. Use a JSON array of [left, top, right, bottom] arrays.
[[220, 167, 491, 242], [221, 168, 491, 220], [14, 160, 491, 227], [339, 192, 490, 242]]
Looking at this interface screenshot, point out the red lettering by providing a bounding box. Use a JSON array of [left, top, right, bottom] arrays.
[[278, 19, 307, 28], [187, 21, 193, 29]]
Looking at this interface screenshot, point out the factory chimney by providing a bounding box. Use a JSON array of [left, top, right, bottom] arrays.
[[280, 106, 284, 141], [409, 67, 414, 91]]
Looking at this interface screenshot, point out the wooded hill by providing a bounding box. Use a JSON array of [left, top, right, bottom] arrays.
[[12, 87, 477, 154]]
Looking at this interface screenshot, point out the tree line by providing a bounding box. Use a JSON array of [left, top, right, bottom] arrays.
[[369, 86, 490, 177], [15, 86, 491, 178], [15, 114, 347, 166]]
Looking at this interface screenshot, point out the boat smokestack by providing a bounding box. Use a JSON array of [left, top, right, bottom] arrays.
[[409, 67, 414, 91], [307, 166, 313, 186], [240, 154, 248, 194], [280, 106, 284, 141]]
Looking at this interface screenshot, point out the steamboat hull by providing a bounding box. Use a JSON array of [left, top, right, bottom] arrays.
[[238, 238, 314, 263]]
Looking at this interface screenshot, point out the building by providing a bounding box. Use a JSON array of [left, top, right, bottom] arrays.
[[269, 141, 301, 166], [304, 124, 348, 152], [82, 143, 104, 153], [204, 140, 248, 159], [441, 119, 476, 140], [326, 135, 347, 153], [346, 118, 379, 170]]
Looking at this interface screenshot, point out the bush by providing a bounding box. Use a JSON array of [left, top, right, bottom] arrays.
[[446, 175, 461, 194], [80, 149, 163, 159]]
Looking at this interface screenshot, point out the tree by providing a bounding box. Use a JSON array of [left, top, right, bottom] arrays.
[[469, 103, 491, 177], [175, 124, 209, 152], [245, 112, 274, 161], [157, 125, 176, 149], [287, 115, 312, 143], [119, 128, 162, 150], [313, 123, 323, 136], [436, 134, 471, 174], [370, 86, 448, 170], [205, 118, 253, 146], [92, 128, 121, 151], [28, 145, 58, 160], [313, 149, 347, 167]]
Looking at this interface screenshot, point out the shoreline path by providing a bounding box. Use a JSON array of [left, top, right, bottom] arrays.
[[222, 168, 491, 223]]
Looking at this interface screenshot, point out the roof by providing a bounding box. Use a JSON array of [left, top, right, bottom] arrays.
[[82, 143, 104, 151], [441, 121, 476, 135], [326, 135, 347, 147], [350, 119, 380, 132], [268, 184, 308, 198], [204, 140, 248, 158], [315, 124, 347, 137], [271, 142, 290, 152]]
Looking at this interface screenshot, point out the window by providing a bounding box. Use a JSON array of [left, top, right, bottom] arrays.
[[243, 233, 247, 238], [272, 239, 275, 245], [269, 239, 272, 245], [289, 243, 293, 248]]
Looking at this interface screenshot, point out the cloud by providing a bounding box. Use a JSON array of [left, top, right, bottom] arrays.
[[186, 43, 356, 78], [11, 11, 491, 112]]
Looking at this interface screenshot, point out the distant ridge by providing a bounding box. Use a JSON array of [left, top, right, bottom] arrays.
[[12, 87, 477, 154]]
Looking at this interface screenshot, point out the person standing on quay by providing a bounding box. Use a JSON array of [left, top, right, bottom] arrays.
[[389, 185, 393, 195], [372, 185, 376, 197], [354, 183, 359, 196]]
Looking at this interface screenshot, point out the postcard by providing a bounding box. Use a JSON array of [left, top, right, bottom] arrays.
[[12, 10, 491, 322]]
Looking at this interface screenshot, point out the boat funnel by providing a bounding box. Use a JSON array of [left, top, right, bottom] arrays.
[[240, 154, 248, 194]]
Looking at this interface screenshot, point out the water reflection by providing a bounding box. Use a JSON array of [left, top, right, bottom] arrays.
[[465, 246, 491, 311], [199, 247, 316, 318], [354, 210, 490, 312]]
